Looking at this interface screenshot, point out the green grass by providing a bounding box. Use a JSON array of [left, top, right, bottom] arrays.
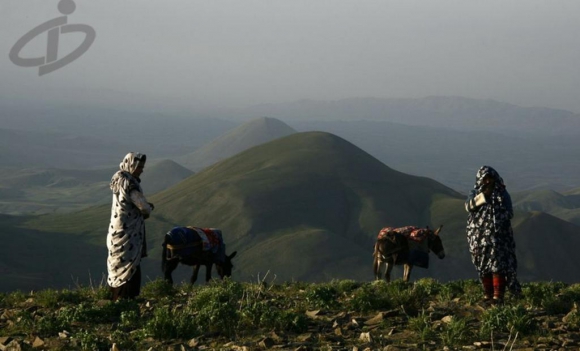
[[0, 279, 576, 350]]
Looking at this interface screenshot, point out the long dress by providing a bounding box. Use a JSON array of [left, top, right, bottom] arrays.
[[106, 152, 151, 300], [465, 165, 521, 294]]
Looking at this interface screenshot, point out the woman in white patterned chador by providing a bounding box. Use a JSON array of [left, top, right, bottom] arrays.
[[465, 166, 521, 304], [107, 152, 154, 300]]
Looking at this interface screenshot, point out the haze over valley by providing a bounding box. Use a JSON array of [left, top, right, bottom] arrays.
[[2, 1, 580, 292]]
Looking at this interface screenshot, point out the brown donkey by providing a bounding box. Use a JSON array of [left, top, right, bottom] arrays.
[[373, 225, 444, 282]]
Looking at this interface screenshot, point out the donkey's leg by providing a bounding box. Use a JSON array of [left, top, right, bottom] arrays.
[[403, 264, 413, 283], [385, 261, 393, 283], [205, 263, 214, 282], [373, 257, 381, 280], [163, 260, 179, 285], [191, 265, 201, 285]]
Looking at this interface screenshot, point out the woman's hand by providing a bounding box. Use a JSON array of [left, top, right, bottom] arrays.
[[482, 183, 494, 197]]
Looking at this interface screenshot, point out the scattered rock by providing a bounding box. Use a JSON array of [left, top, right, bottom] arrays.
[[2, 340, 22, 351], [365, 312, 385, 325], [359, 332, 373, 343], [270, 331, 284, 343], [306, 310, 321, 318], [297, 333, 314, 342], [31, 337, 44, 349], [441, 315, 454, 324], [0, 337, 12, 347]]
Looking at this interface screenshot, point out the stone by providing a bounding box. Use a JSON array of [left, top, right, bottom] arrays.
[[58, 331, 70, 339], [365, 312, 384, 325], [31, 337, 44, 349], [297, 333, 314, 342], [188, 338, 199, 348], [359, 332, 373, 343], [441, 315, 454, 324], [306, 310, 321, 318], [270, 331, 283, 343], [3, 340, 22, 351]]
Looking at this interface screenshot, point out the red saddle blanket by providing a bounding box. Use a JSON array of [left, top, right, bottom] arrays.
[[377, 226, 430, 243]]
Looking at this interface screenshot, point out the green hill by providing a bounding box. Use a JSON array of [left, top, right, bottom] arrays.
[[178, 117, 296, 171], [17, 132, 461, 286], [4, 131, 580, 291], [0, 214, 106, 292], [513, 189, 580, 225]]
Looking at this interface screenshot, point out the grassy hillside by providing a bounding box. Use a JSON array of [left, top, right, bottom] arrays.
[[0, 160, 192, 215], [154, 132, 462, 281], [19, 132, 461, 287], [5, 131, 580, 292], [0, 214, 106, 292], [1, 279, 579, 350], [178, 117, 296, 171], [513, 189, 580, 225]]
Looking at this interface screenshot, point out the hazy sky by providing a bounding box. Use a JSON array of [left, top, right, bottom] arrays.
[[2, 0, 580, 114]]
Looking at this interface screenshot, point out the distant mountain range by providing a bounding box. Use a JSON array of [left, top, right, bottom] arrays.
[[4, 131, 580, 292], [243, 96, 580, 136], [0, 105, 237, 160], [290, 119, 580, 192], [2, 96, 579, 192]]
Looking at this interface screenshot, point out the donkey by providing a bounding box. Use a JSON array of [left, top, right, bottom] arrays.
[[161, 226, 237, 285], [373, 225, 444, 283]]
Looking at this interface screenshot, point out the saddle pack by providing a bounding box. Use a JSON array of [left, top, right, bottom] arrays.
[[377, 226, 430, 268], [165, 226, 224, 260]]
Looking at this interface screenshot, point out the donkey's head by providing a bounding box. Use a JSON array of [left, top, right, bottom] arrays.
[[427, 225, 445, 259], [216, 251, 237, 278]]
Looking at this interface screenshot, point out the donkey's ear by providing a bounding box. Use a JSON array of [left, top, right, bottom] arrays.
[[434, 225, 444, 236], [228, 251, 237, 259]]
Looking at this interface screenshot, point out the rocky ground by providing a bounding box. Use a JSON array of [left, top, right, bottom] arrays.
[[1, 279, 579, 350]]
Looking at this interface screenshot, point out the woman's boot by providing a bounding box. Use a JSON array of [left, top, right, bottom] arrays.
[[482, 273, 493, 302], [493, 273, 506, 304]]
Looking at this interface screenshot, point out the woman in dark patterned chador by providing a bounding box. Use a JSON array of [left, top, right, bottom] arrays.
[[465, 166, 521, 304], [107, 152, 154, 301]]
